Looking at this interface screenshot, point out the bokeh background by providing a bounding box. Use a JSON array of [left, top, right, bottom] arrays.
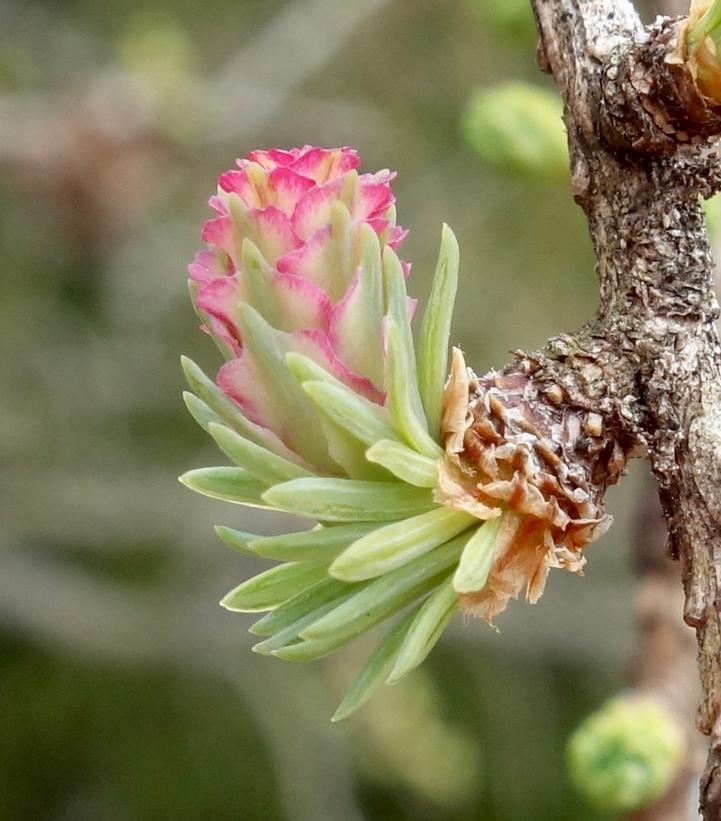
[[0, 0, 672, 819]]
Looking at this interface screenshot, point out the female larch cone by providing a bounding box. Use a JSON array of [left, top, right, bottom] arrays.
[[180, 145, 622, 718]]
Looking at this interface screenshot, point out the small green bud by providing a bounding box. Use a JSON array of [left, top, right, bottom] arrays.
[[566, 696, 685, 811], [116, 11, 196, 94], [462, 82, 568, 182], [467, 0, 536, 45], [704, 193, 721, 238]]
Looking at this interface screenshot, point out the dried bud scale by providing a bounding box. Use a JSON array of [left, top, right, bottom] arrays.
[[438, 350, 627, 620]]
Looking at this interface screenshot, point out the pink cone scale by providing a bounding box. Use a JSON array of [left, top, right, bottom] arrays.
[[187, 146, 406, 469]]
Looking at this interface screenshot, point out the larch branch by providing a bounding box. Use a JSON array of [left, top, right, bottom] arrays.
[[514, 0, 721, 814]]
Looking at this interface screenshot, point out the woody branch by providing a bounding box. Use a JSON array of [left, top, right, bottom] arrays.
[[457, 0, 721, 815]]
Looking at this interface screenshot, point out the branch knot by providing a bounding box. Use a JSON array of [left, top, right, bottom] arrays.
[[600, 17, 721, 156]]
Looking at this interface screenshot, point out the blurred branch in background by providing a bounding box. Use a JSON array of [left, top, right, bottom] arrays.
[[0, 545, 365, 821], [0, 0, 394, 161], [0, 0, 396, 269], [628, 478, 703, 820], [207, 0, 393, 142]]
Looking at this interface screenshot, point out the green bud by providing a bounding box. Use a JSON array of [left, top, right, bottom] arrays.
[[467, 0, 536, 45], [566, 696, 685, 811], [462, 82, 568, 182], [704, 193, 721, 239]]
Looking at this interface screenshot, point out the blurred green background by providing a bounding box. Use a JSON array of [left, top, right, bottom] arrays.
[[0, 0, 663, 818]]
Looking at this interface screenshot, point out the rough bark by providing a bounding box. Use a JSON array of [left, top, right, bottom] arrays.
[[469, 0, 721, 815]]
